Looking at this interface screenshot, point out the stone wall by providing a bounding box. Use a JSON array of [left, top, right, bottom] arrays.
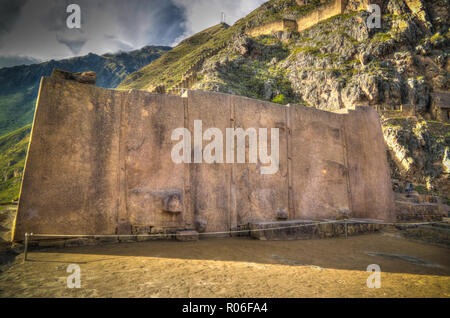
[[246, 0, 349, 37], [430, 92, 450, 124], [296, 0, 347, 32], [246, 19, 298, 37], [12, 77, 394, 241]]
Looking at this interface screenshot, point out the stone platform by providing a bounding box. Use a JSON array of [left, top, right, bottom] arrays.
[[248, 219, 385, 241], [394, 192, 448, 222]]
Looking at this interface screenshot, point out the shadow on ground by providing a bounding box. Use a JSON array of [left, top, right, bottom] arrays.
[[22, 234, 450, 277]]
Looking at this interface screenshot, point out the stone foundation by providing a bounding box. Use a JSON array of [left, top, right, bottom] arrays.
[[249, 219, 385, 240]]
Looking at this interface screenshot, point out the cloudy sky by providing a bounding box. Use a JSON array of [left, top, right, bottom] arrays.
[[0, 0, 265, 62]]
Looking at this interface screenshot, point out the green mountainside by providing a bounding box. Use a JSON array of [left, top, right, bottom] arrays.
[[0, 125, 31, 203]]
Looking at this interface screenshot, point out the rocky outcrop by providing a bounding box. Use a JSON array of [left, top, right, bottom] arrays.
[[51, 69, 97, 85], [383, 117, 449, 197]]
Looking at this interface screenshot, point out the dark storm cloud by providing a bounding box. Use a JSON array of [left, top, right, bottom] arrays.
[[0, 0, 186, 60], [0, 0, 28, 33]]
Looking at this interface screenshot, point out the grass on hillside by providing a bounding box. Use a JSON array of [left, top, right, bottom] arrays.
[[118, 23, 233, 90], [0, 89, 36, 136], [0, 125, 31, 204]]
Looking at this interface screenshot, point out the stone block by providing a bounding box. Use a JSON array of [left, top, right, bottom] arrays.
[[150, 227, 164, 234], [131, 225, 151, 235], [276, 208, 288, 220], [395, 201, 445, 221], [95, 236, 119, 244], [176, 230, 199, 241], [38, 239, 66, 248], [249, 220, 318, 240], [117, 222, 132, 235], [118, 236, 137, 243], [65, 238, 97, 247], [249, 219, 383, 240], [136, 236, 156, 242]]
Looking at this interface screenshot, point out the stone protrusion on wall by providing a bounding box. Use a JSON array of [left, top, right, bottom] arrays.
[[51, 68, 97, 85]]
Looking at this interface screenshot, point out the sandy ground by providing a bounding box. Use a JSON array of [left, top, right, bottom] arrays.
[[0, 232, 449, 298]]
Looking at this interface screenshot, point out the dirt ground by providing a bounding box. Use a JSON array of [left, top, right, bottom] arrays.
[[0, 232, 449, 298]]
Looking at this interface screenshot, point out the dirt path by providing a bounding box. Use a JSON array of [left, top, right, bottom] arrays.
[[0, 233, 449, 297]]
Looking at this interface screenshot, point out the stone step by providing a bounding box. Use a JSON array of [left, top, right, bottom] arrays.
[[176, 230, 199, 241]]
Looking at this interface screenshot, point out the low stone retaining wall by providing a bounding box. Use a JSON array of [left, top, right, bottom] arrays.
[[395, 201, 446, 222], [401, 223, 450, 247], [249, 219, 385, 240]]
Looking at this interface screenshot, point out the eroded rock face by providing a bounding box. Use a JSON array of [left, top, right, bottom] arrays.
[[383, 117, 449, 197], [51, 68, 97, 85], [195, 218, 208, 233]]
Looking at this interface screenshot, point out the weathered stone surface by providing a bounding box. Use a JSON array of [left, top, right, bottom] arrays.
[[118, 236, 137, 243], [395, 200, 445, 221], [249, 219, 384, 240], [13, 78, 394, 241], [94, 236, 119, 244], [276, 208, 288, 220], [176, 230, 199, 241], [117, 222, 132, 235], [162, 193, 183, 213], [64, 238, 97, 247], [38, 239, 66, 248], [195, 218, 208, 233], [131, 225, 151, 235]]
